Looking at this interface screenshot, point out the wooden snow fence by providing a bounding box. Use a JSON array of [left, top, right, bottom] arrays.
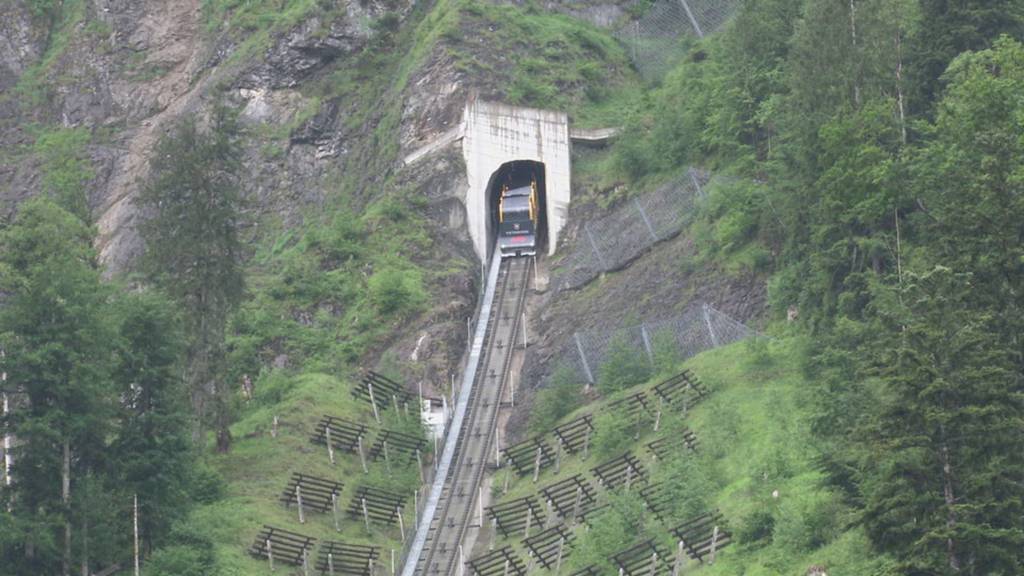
[[249, 525, 316, 568], [346, 486, 407, 526], [502, 436, 555, 476], [552, 414, 594, 455], [280, 473, 344, 525], [523, 524, 574, 570], [652, 369, 709, 409], [646, 429, 698, 461], [310, 415, 367, 453], [315, 541, 379, 575], [671, 510, 732, 563], [368, 428, 426, 463], [610, 539, 671, 575], [592, 452, 647, 489], [538, 474, 597, 519], [486, 495, 546, 537], [468, 546, 527, 576]]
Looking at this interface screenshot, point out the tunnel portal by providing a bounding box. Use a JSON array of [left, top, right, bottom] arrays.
[[462, 101, 571, 262], [486, 160, 547, 259]]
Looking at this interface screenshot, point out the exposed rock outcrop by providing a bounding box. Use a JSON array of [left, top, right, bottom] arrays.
[[0, 3, 45, 92]]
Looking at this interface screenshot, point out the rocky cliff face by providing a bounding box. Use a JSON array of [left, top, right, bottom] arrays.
[[0, 0, 478, 385], [1, 0, 761, 402], [1, 0, 431, 271], [0, 0, 637, 267]]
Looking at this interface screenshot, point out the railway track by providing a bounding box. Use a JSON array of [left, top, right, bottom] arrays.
[[412, 257, 531, 575]]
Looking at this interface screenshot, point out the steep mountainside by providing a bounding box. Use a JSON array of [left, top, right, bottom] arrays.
[[9, 0, 1018, 574]]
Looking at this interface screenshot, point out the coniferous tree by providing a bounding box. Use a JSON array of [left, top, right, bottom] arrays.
[[137, 107, 245, 452], [0, 199, 116, 575], [109, 292, 193, 549], [907, 0, 1024, 114], [912, 36, 1024, 358], [863, 267, 1024, 574]]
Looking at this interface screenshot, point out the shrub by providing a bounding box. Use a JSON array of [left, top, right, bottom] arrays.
[[650, 329, 682, 375], [566, 491, 648, 573], [737, 509, 776, 547], [597, 335, 651, 394], [743, 336, 774, 371], [657, 451, 716, 520], [146, 545, 211, 576], [592, 410, 635, 460], [33, 127, 94, 222], [252, 369, 294, 407], [368, 268, 427, 316], [772, 489, 847, 552], [528, 364, 585, 434], [188, 464, 226, 504], [146, 517, 218, 576]]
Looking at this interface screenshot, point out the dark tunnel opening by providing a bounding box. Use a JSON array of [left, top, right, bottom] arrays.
[[485, 160, 547, 261]]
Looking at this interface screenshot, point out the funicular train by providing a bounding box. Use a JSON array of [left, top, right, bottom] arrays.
[[497, 180, 539, 258]]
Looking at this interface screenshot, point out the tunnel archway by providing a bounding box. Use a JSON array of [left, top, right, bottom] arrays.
[[485, 160, 547, 260], [461, 100, 571, 262]]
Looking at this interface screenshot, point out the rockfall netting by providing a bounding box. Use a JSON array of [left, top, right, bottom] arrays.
[[556, 303, 755, 386], [615, 0, 740, 80], [552, 169, 707, 292]]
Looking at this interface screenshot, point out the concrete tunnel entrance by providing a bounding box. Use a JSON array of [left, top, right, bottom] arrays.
[[485, 160, 548, 260], [462, 101, 571, 263]]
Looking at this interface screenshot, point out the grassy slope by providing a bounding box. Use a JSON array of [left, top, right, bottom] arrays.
[[166, 1, 647, 573], [445, 1, 641, 127], [490, 338, 887, 575], [186, 374, 423, 575]]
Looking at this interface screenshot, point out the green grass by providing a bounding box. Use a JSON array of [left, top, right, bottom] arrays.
[[201, 0, 322, 36], [175, 5, 484, 568], [178, 373, 424, 575], [11, 0, 86, 109], [441, 0, 643, 128], [486, 337, 890, 574], [138, 0, 724, 570]]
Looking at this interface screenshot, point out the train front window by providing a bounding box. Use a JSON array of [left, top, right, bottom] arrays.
[[501, 196, 531, 223]]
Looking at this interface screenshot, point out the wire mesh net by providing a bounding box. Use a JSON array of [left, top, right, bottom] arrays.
[[552, 169, 705, 292], [615, 0, 740, 80], [552, 303, 754, 386], [685, 0, 741, 36]]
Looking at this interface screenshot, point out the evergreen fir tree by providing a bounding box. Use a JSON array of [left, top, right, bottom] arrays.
[[907, 0, 1024, 113], [110, 291, 193, 549], [863, 267, 1024, 574], [137, 107, 245, 453], [0, 199, 117, 575]]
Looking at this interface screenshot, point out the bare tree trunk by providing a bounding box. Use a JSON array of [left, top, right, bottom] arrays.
[[849, 0, 861, 107], [215, 375, 232, 453], [134, 494, 140, 576], [80, 515, 89, 576], [62, 440, 71, 576], [895, 28, 907, 145], [938, 423, 961, 571]]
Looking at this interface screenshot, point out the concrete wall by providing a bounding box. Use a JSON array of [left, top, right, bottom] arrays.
[[462, 100, 571, 260]]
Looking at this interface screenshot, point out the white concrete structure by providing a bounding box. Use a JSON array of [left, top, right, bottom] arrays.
[[461, 101, 571, 260]]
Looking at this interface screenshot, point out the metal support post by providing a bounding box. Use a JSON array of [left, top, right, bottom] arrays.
[[397, 506, 405, 542], [358, 436, 368, 473], [703, 303, 720, 348], [574, 332, 595, 387], [367, 382, 380, 423], [326, 426, 335, 465], [332, 492, 340, 532], [640, 324, 655, 364]]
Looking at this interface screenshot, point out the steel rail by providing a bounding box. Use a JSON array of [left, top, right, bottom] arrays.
[[409, 257, 530, 575]]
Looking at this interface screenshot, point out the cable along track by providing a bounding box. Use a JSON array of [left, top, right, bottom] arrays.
[[416, 257, 530, 575]]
